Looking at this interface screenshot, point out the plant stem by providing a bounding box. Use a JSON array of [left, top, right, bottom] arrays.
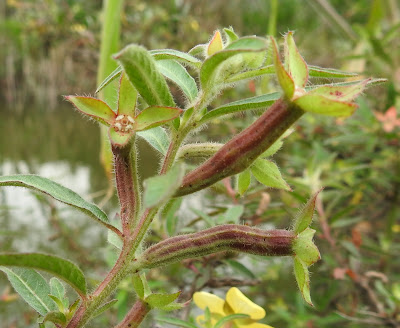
[[115, 299, 151, 328], [112, 138, 141, 232], [175, 98, 304, 196]]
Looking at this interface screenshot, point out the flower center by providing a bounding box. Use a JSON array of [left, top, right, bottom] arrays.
[[113, 114, 135, 133]]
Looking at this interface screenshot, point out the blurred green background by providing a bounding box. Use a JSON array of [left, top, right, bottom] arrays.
[[0, 0, 399, 327]]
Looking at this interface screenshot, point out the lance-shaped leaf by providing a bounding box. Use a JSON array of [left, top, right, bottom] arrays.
[[293, 190, 321, 234], [199, 91, 280, 124], [38, 311, 67, 325], [150, 49, 202, 68], [50, 277, 69, 310], [236, 169, 251, 196], [188, 44, 207, 58], [143, 163, 185, 208], [271, 37, 295, 99], [0, 253, 87, 298], [284, 32, 308, 88], [118, 72, 138, 116], [294, 93, 358, 117], [0, 175, 114, 232], [223, 27, 239, 44], [207, 30, 224, 56], [137, 127, 170, 155], [292, 228, 321, 266], [132, 274, 145, 300], [294, 256, 313, 306], [65, 96, 115, 125], [308, 65, 359, 78], [156, 60, 198, 102], [306, 79, 369, 102], [0, 267, 57, 315], [145, 291, 181, 309], [225, 65, 275, 84], [91, 299, 118, 318], [250, 159, 291, 191], [135, 106, 182, 131], [200, 37, 267, 90], [115, 44, 176, 107], [96, 66, 123, 94]]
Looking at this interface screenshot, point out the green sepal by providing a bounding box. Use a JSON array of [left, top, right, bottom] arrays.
[[293, 228, 321, 266], [250, 158, 291, 191], [294, 256, 313, 306], [271, 37, 295, 99], [118, 72, 138, 116], [108, 127, 133, 148], [207, 30, 224, 56], [294, 94, 358, 117], [284, 31, 308, 88], [64, 96, 116, 125], [293, 190, 321, 233], [305, 79, 369, 102], [135, 106, 183, 131], [145, 291, 181, 309], [223, 27, 239, 44]]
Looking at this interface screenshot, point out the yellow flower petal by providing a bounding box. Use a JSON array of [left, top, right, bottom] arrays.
[[240, 322, 274, 328], [226, 287, 266, 320], [193, 291, 226, 316]]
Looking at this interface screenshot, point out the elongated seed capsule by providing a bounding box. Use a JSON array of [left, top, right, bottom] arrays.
[[175, 98, 304, 196], [140, 224, 295, 269]]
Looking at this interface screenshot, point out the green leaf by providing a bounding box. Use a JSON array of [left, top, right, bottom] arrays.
[[0, 267, 57, 315], [115, 44, 176, 107], [146, 292, 181, 309], [284, 32, 308, 88], [200, 37, 267, 90], [199, 91, 280, 125], [163, 198, 183, 237], [223, 259, 256, 279], [261, 138, 284, 158], [0, 253, 87, 298], [118, 72, 138, 116], [156, 60, 198, 102], [308, 65, 359, 78], [107, 229, 123, 250], [143, 163, 185, 208], [271, 37, 295, 99], [293, 191, 321, 234], [224, 205, 244, 222], [137, 126, 170, 155], [91, 299, 118, 318], [293, 256, 313, 306], [132, 274, 145, 299], [214, 313, 250, 328], [294, 94, 358, 117], [156, 316, 198, 328], [0, 175, 112, 231], [159, 302, 185, 312], [65, 96, 116, 125], [188, 44, 207, 58], [236, 169, 251, 196], [50, 277, 69, 310], [150, 49, 202, 68], [38, 311, 67, 325], [135, 106, 182, 131], [292, 228, 321, 266], [250, 159, 291, 191], [96, 66, 122, 94], [225, 65, 274, 84], [223, 27, 239, 44]]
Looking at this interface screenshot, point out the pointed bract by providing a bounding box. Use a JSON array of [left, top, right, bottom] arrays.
[[285, 32, 308, 88], [207, 30, 224, 56], [118, 72, 138, 116], [293, 190, 321, 233], [294, 256, 313, 306], [135, 106, 182, 131]]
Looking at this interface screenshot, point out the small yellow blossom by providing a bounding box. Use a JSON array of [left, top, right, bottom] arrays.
[[193, 287, 274, 328]]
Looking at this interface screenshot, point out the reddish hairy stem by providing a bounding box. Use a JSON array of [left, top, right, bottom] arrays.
[[175, 98, 304, 196], [115, 299, 151, 328], [141, 224, 296, 269]]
